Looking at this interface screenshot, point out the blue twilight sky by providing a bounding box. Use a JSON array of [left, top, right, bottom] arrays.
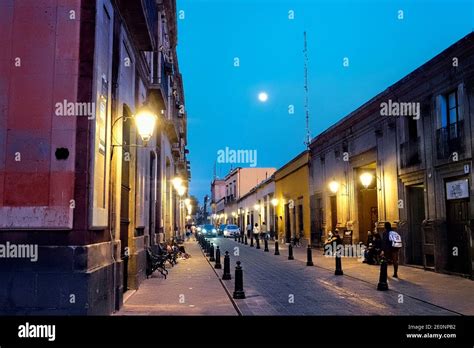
[[176, 0, 474, 203]]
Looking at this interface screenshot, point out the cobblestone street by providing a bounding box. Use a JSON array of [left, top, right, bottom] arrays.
[[118, 237, 474, 316]]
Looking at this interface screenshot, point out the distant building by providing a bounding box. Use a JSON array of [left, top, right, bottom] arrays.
[[211, 179, 226, 219], [212, 167, 276, 226], [238, 176, 276, 233]]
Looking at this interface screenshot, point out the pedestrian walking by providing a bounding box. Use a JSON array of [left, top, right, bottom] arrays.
[[381, 222, 402, 278], [253, 223, 260, 240], [246, 223, 252, 238]]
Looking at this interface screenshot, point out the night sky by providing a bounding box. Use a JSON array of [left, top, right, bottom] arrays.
[[177, 0, 474, 202]]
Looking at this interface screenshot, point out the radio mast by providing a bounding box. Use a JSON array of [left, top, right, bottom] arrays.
[[303, 31, 311, 148]]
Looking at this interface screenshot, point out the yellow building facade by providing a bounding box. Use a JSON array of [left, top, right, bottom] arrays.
[[274, 150, 311, 244]]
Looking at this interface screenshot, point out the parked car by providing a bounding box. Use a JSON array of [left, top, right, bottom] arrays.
[[201, 224, 217, 237], [223, 224, 241, 238], [218, 224, 227, 235]]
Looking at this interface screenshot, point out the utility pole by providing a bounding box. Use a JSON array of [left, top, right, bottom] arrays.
[[303, 31, 311, 148]]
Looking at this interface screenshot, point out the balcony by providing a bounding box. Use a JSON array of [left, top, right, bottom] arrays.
[[436, 120, 464, 160], [400, 137, 421, 168], [116, 0, 157, 51]]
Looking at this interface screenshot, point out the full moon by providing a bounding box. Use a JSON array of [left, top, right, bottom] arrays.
[[258, 92, 268, 102]]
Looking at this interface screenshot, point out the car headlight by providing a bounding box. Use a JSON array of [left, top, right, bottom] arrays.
[[212, 229, 217, 233], [202, 229, 207, 233]]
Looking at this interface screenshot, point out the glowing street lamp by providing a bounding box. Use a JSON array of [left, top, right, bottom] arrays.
[[184, 198, 191, 206], [134, 107, 157, 144], [360, 172, 374, 189], [172, 177, 183, 190], [254, 204, 260, 211], [177, 185, 186, 197], [271, 198, 279, 207], [329, 180, 340, 194]]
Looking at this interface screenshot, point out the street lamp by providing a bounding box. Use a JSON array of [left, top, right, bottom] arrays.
[[254, 204, 260, 211], [172, 177, 183, 190], [360, 172, 374, 189], [111, 105, 158, 148], [271, 198, 279, 207], [177, 185, 186, 196], [329, 180, 340, 194], [134, 107, 158, 144]]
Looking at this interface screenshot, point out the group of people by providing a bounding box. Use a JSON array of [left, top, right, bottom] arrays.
[[324, 222, 402, 278], [245, 222, 270, 240], [364, 222, 402, 278]]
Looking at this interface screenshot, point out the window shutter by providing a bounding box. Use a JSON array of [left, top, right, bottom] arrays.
[[435, 95, 442, 129], [457, 83, 465, 120]]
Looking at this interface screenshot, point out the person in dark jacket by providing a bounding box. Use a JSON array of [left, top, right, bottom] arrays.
[[381, 222, 400, 278]]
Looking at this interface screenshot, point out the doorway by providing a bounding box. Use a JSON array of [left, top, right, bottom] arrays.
[[356, 166, 378, 245], [407, 185, 425, 265], [446, 198, 470, 274], [330, 195, 337, 232], [297, 204, 304, 239], [284, 203, 291, 243], [120, 106, 131, 293]]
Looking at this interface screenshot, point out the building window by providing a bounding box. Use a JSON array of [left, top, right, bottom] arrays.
[[400, 117, 421, 168], [436, 90, 464, 159], [440, 90, 460, 136]]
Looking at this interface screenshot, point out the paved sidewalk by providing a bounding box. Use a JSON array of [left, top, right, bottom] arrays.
[[116, 241, 238, 315], [270, 240, 474, 315]]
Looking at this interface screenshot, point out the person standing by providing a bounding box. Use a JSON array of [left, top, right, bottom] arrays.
[[381, 222, 402, 278], [253, 223, 260, 240], [246, 223, 252, 238]]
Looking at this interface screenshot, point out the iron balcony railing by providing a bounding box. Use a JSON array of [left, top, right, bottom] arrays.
[[436, 120, 464, 160]]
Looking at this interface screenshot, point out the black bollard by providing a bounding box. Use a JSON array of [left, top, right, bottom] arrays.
[[244, 235, 248, 245], [215, 246, 222, 269], [205, 240, 210, 256], [377, 258, 389, 291], [264, 238, 269, 252], [222, 251, 231, 280], [306, 245, 314, 266], [256, 236, 260, 249], [288, 243, 294, 260], [209, 243, 215, 262], [234, 234, 237, 242], [250, 236, 254, 247], [233, 261, 246, 299], [335, 252, 343, 275], [274, 240, 280, 255]]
